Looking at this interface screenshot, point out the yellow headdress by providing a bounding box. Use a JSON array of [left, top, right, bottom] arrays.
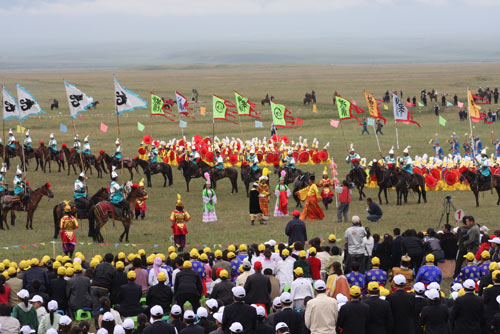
[[262, 168, 270, 177], [323, 166, 328, 176], [138, 178, 145, 187], [64, 201, 71, 213], [176, 194, 183, 207]]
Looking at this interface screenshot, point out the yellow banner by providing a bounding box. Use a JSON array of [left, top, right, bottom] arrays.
[[364, 91, 378, 118], [468, 89, 481, 119]]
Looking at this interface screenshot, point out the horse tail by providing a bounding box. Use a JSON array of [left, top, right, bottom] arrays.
[[167, 165, 173, 186]]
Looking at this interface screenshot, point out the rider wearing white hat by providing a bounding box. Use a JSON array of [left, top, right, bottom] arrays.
[[24, 129, 33, 154], [73, 134, 81, 151], [112, 138, 122, 165], [13, 165, 28, 209], [478, 147, 491, 183], [0, 163, 7, 195], [48, 133, 58, 160], [109, 167, 129, 219], [283, 150, 296, 171], [7, 129, 16, 155], [346, 143, 361, 169], [74, 172, 89, 210], [383, 146, 396, 169]]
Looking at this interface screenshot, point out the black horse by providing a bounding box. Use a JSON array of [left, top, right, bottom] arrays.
[[241, 165, 261, 197], [292, 172, 312, 208], [460, 170, 500, 207], [346, 167, 366, 200], [273, 166, 303, 185], [392, 169, 427, 205], [369, 163, 394, 205], [135, 158, 173, 187], [210, 167, 238, 193], [177, 159, 211, 192]]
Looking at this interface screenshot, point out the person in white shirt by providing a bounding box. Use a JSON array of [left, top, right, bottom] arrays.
[[363, 227, 375, 271], [275, 249, 295, 290], [305, 280, 338, 333], [290, 267, 314, 310]]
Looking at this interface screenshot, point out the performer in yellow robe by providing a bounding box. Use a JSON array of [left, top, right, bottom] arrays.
[[59, 202, 79, 258], [296, 175, 324, 221]]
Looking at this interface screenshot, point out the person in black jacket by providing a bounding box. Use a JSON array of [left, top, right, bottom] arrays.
[[181, 310, 204, 334], [363, 282, 393, 334], [170, 304, 186, 332], [249, 183, 262, 225], [22, 259, 49, 293], [110, 261, 127, 306], [401, 229, 424, 271], [222, 286, 257, 334], [419, 289, 449, 334], [450, 279, 485, 334], [91, 253, 116, 326], [146, 272, 173, 315], [273, 292, 305, 334], [49, 267, 68, 313], [254, 305, 274, 334], [337, 286, 370, 334], [391, 228, 403, 268], [366, 198, 382, 222], [243, 262, 271, 309], [174, 261, 203, 312], [386, 274, 416, 334], [211, 270, 235, 306], [143, 305, 177, 334], [117, 270, 144, 317], [285, 211, 307, 246], [412, 282, 427, 334], [483, 270, 500, 327]]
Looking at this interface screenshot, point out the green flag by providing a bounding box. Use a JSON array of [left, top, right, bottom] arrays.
[[151, 93, 165, 116], [439, 116, 447, 126], [234, 92, 250, 115], [213, 95, 227, 120], [137, 122, 145, 131], [335, 96, 351, 119], [418, 101, 424, 107], [270, 101, 286, 127]]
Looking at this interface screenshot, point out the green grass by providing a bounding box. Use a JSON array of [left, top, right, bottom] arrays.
[[0, 63, 499, 262]]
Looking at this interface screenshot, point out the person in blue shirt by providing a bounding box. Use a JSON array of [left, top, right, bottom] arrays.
[[7, 129, 16, 156], [346, 261, 365, 292], [366, 198, 382, 222], [449, 133, 460, 157], [282, 151, 296, 172], [214, 151, 224, 170], [416, 253, 442, 284], [0, 163, 7, 195], [247, 149, 260, 178], [493, 137, 500, 159], [431, 140, 444, 159], [228, 252, 242, 278], [48, 133, 58, 161], [475, 135, 482, 155], [364, 257, 387, 287], [82, 136, 91, 156], [453, 252, 481, 284], [399, 146, 414, 185], [112, 138, 122, 167], [361, 117, 369, 135], [74, 172, 89, 210], [149, 144, 159, 169], [109, 167, 129, 219], [24, 129, 33, 154], [479, 251, 491, 278], [189, 249, 205, 279]]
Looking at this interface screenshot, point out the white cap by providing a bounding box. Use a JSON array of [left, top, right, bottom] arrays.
[[115, 138, 120, 145], [47, 329, 58, 334], [267, 239, 277, 247], [481, 148, 487, 155], [232, 286, 246, 298], [206, 299, 218, 309], [451, 291, 459, 300], [171, 304, 182, 315], [197, 307, 208, 318], [20, 326, 35, 334], [276, 322, 288, 332], [403, 145, 411, 154], [0, 163, 6, 173], [47, 300, 58, 311], [413, 282, 425, 293], [151, 305, 164, 316], [463, 279, 475, 290], [352, 216, 361, 224], [97, 329, 109, 334], [183, 310, 195, 320], [315, 280, 326, 291], [428, 282, 441, 291], [113, 325, 125, 334], [389, 146, 394, 154], [102, 311, 114, 322], [425, 289, 440, 301], [229, 322, 243, 333], [8, 128, 13, 134], [84, 136, 89, 142], [213, 312, 223, 323], [17, 289, 29, 299], [256, 305, 266, 317], [122, 319, 135, 330], [336, 293, 348, 304], [29, 295, 43, 303], [451, 283, 463, 292], [73, 257, 82, 264], [496, 295, 500, 305], [394, 274, 406, 286], [59, 315, 72, 326], [79, 172, 85, 178], [280, 292, 292, 304], [349, 143, 354, 152], [480, 225, 489, 233], [50, 133, 54, 139], [16, 165, 22, 175], [490, 237, 500, 245], [273, 296, 282, 308], [25, 130, 29, 136]]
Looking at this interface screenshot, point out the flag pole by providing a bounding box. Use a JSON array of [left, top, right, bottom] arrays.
[[116, 107, 124, 180], [373, 122, 381, 153], [339, 122, 349, 153], [19, 119, 27, 195], [2, 120, 5, 162], [467, 88, 476, 156]]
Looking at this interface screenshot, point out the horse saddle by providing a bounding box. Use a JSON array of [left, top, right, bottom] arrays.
[[112, 203, 123, 217], [121, 158, 133, 168], [1, 195, 19, 209]]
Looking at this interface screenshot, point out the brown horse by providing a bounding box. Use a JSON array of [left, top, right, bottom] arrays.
[[99, 151, 137, 180], [177, 159, 211, 192], [38, 144, 65, 173], [61, 145, 83, 175], [210, 167, 238, 193], [92, 182, 147, 242], [0, 183, 54, 230], [52, 187, 109, 239]]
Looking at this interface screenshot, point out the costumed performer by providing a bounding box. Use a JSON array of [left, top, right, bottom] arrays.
[[296, 175, 324, 221], [60, 201, 79, 258], [170, 194, 190, 252], [202, 172, 217, 222], [274, 170, 291, 217]]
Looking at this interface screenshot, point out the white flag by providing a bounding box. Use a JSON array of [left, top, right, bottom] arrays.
[[392, 94, 408, 121], [175, 91, 189, 115], [2, 86, 20, 121], [17, 84, 45, 120], [64, 81, 94, 119], [114, 76, 147, 115]]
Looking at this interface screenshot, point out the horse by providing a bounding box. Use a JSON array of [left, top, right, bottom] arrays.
[[304, 93, 312, 105], [209, 167, 238, 193], [50, 99, 59, 110], [177, 159, 211, 192], [90, 101, 99, 109], [346, 166, 367, 200], [392, 169, 427, 205], [273, 166, 303, 185], [61, 145, 83, 175], [241, 165, 261, 197], [92, 182, 147, 243], [369, 163, 394, 205], [134, 158, 173, 187], [38, 145, 65, 173], [261, 94, 274, 106], [0, 183, 54, 230], [52, 187, 109, 239], [292, 172, 312, 208], [99, 151, 137, 180], [460, 170, 500, 207]]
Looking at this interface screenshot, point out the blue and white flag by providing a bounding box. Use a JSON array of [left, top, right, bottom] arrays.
[[114, 75, 147, 115], [64, 81, 94, 119], [17, 84, 45, 120], [392, 94, 408, 122], [2, 86, 20, 121]]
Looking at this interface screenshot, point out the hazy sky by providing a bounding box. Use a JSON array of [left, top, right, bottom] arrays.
[[1, 0, 499, 68]]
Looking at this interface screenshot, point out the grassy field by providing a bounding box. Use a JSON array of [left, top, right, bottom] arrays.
[[0, 63, 500, 261]]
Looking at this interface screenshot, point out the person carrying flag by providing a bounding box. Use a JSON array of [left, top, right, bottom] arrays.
[[345, 144, 361, 170], [112, 138, 122, 166], [23, 130, 33, 155], [7, 129, 16, 156], [48, 133, 58, 161]]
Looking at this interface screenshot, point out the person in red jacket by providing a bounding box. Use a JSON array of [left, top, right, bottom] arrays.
[[307, 248, 322, 280], [170, 194, 190, 252], [336, 180, 351, 223]]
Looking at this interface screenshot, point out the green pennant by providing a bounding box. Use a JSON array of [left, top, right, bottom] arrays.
[[418, 101, 424, 107], [151, 93, 165, 116], [335, 96, 351, 119], [270, 101, 286, 127], [234, 92, 250, 115], [213, 95, 227, 120]]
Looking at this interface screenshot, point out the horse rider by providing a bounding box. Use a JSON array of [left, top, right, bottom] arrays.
[[13, 166, 29, 209], [477, 148, 492, 186], [400, 146, 414, 185], [7, 129, 16, 156], [382, 146, 396, 171], [431, 140, 444, 160], [49, 133, 58, 161], [247, 149, 260, 178], [449, 133, 460, 157], [475, 135, 482, 155], [0, 163, 7, 197], [345, 144, 361, 170], [24, 130, 33, 155], [74, 172, 89, 211], [492, 137, 500, 159], [109, 167, 130, 219], [73, 134, 81, 152], [214, 150, 224, 178], [282, 150, 296, 175], [112, 138, 122, 166], [188, 145, 201, 165], [149, 143, 159, 169], [82, 136, 92, 162]]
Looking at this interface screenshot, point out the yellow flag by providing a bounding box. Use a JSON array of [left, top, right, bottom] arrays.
[[16, 125, 25, 134], [468, 89, 481, 120], [313, 104, 317, 113], [383, 104, 389, 110], [364, 91, 378, 118], [200, 106, 206, 116]]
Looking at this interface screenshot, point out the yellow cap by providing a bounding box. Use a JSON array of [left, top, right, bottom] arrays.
[[350, 285, 361, 297], [56, 255, 63, 262], [463, 252, 474, 261], [95, 255, 103, 262], [158, 272, 167, 282], [189, 249, 199, 259], [199, 253, 208, 261], [1, 271, 8, 280], [299, 250, 307, 258], [293, 267, 304, 276], [203, 247, 211, 254], [309, 247, 316, 255], [76, 253, 85, 262], [64, 262, 73, 269], [481, 251, 491, 259], [41, 255, 50, 264], [183, 261, 193, 269], [62, 256, 71, 263], [238, 265, 244, 273], [219, 269, 229, 279], [73, 263, 82, 272], [7, 267, 16, 276], [367, 281, 380, 292], [458, 288, 465, 297], [128, 253, 136, 262], [169, 252, 178, 260], [116, 261, 124, 269], [138, 249, 146, 256], [66, 268, 74, 277], [167, 246, 176, 254], [490, 262, 499, 271], [0, 264, 4, 272], [239, 244, 247, 252], [328, 234, 336, 242], [258, 244, 265, 252], [425, 254, 435, 263], [493, 270, 500, 280], [227, 252, 236, 260], [9, 262, 17, 270], [380, 287, 390, 297], [31, 258, 39, 266], [19, 260, 27, 270], [118, 252, 126, 260], [90, 260, 99, 269], [371, 257, 380, 266], [2, 259, 10, 267], [146, 255, 154, 265], [228, 245, 236, 252], [127, 270, 136, 280], [214, 250, 223, 258], [157, 253, 166, 262], [282, 249, 290, 256]]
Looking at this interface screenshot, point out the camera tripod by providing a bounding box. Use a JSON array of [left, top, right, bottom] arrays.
[[437, 195, 456, 229]]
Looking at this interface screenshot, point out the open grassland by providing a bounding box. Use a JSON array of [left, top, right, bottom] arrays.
[[0, 63, 499, 261]]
